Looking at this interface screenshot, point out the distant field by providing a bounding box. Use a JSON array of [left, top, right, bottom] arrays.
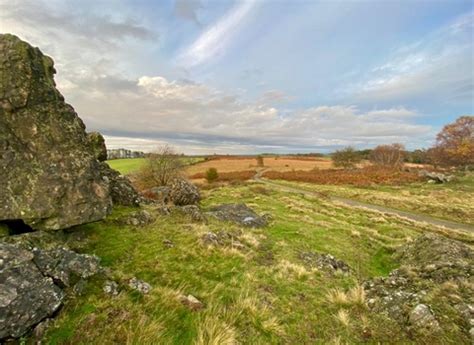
[[107, 158, 146, 175], [186, 156, 336, 175], [107, 157, 206, 175]]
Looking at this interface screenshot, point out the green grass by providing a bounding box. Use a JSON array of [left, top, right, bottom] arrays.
[[269, 172, 474, 225], [106, 158, 147, 175], [107, 157, 206, 175], [41, 181, 473, 344]]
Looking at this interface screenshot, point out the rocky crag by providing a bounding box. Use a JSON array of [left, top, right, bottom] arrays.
[[0, 33, 139, 232], [0, 34, 143, 342]]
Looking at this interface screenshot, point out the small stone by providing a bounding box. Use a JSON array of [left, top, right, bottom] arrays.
[[180, 294, 204, 311], [409, 304, 440, 331], [103, 281, 119, 296], [128, 277, 151, 294], [163, 239, 174, 248]]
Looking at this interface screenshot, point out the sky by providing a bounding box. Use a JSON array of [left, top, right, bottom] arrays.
[[1, 0, 473, 154]]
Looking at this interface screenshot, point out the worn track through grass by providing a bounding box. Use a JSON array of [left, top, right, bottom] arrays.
[[254, 170, 474, 234]]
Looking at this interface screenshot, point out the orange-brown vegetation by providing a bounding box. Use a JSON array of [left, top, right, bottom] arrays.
[[430, 116, 473, 168], [186, 157, 335, 175], [189, 170, 256, 182], [262, 166, 422, 186]]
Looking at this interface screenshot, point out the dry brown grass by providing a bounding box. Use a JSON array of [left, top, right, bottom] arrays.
[[189, 170, 256, 181], [186, 157, 335, 175], [263, 166, 422, 186]]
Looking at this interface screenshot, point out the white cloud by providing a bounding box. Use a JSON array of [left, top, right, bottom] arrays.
[[178, 0, 257, 67], [345, 12, 474, 105], [68, 74, 432, 153]]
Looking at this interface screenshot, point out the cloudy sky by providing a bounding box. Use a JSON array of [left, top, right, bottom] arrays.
[[1, 0, 473, 154]]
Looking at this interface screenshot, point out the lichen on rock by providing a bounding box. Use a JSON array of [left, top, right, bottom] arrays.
[[0, 34, 112, 230]]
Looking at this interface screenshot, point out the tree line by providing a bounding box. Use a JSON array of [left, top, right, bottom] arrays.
[[332, 116, 473, 169]]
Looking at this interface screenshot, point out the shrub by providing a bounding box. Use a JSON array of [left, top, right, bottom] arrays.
[[205, 168, 219, 183], [332, 146, 362, 169]]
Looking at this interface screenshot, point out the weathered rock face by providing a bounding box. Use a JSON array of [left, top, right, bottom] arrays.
[[207, 203, 268, 227], [169, 178, 201, 206], [0, 34, 112, 230], [0, 243, 58, 340], [87, 132, 107, 162], [99, 162, 141, 207], [0, 240, 104, 341]]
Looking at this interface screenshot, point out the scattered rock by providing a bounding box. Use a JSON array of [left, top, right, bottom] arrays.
[[142, 186, 171, 203], [299, 251, 350, 274], [180, 294, 204, 311], [0, 242, 64, 340], [103, 281, 119, 296], [128, 277, 151, 294], [122, 210, 154, 227], [364, 234, 474, 338], [409, 304, 440, 331], [32, 247, 101, 287], [206, 204, 267, 227], [99, 162, 141, 207], [201, 230, 245, 250], [202, 232, 220, 245], [163, 239, 174, 248], [155, 205, 172, 215], [169, 178, 201, 206], [418, 170, 455, 184], [0, 34, 112, 231], [178, 205, 206, 222]]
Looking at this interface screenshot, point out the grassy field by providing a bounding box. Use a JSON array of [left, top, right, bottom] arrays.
[[269, 173, 474, 225], [107, 157, 205, 175], [43, 182, 473, 344], [106, 158, 147, 175]]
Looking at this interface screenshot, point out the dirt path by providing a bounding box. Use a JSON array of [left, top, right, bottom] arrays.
[[253, 170, 474, 233]]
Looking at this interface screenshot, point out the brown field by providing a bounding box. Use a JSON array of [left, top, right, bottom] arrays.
[[185, 156, 335, 175], [189, 170, 256, 182], [263, 166, 423, 186]]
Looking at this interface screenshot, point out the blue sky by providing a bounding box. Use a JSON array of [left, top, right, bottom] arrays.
[[1, 0, 473, 153]]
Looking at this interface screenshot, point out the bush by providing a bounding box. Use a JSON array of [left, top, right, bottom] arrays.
[[205, 168, 219, 183], [332, 147, 362, 169]]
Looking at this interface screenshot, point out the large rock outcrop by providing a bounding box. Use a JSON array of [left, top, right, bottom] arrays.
[[0, 34, 112, 230]]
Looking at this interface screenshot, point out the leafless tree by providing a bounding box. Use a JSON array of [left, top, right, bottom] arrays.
[[369, 143, 406, 168], [138, 145, 183, 187]]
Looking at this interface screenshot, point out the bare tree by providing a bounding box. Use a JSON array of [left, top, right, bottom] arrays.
[[369, 143, 406, 167], [138, 145, 183, 187]]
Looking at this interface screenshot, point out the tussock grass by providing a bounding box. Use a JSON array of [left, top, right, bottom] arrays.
[[43, 181, 472, 344]]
